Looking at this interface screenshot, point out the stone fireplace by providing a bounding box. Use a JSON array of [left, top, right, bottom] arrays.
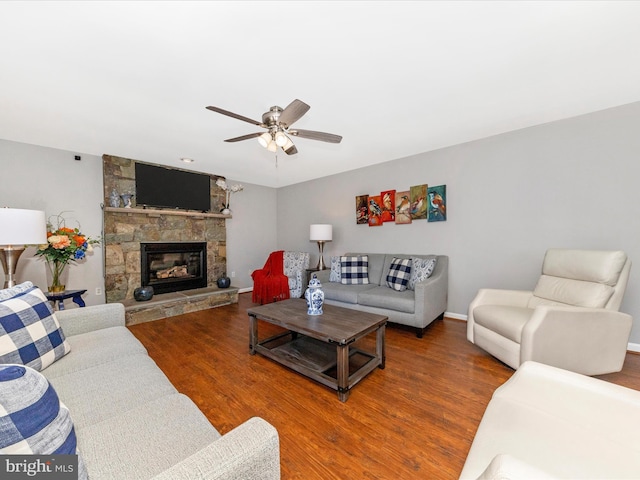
[[102, 154, 231, 304], [141, 242, 207, 294]]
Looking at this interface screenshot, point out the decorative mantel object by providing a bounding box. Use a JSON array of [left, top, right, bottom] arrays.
[[0, 208, 47, 288], [34, 213, 99, 292], [310, 224, 332, 270], [217, 275, 231, 288], [120, 193, 134, 208], [304, 273, 324, 315], [215, 178, 243, 215], [133, 285, 154, 301], [109, 189, 121, 208]]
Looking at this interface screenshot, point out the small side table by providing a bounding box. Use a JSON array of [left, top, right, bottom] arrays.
[[45, 289, 87, 310]]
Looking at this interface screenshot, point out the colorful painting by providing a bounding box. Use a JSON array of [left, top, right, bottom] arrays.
[[380, 190, 396, 223], [395, 190, 412, 224], [410, 184, 428, 220], [427, 184, 447, 222], [356, 195, 369, 224], [368, 195, 383, 226]]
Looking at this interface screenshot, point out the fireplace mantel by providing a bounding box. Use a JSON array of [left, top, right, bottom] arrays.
[[104, 206, 231, 219]]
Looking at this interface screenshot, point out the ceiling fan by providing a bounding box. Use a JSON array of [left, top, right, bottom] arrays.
[[206, 99, 342, 155]]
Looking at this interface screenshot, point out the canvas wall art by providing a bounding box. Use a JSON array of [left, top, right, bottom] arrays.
[[356, 194, 369, 224], [380, 190, 396, 222], [395, 191, 412, 224], [410, 184, 428, 220], [368, 195, 383, 226], [427, 184, 447, 222]]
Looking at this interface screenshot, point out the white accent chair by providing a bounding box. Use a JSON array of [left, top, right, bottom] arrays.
[[283, 251, 310, 298], [459, 361, 640, 479], [467, 249, 632, 375]]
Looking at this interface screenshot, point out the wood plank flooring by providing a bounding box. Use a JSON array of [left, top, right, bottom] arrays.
[[128, 293, 640, 479]]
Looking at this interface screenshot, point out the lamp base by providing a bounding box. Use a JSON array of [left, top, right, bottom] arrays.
[[315, 241, 327, 270], [0, 246, 26, 289]]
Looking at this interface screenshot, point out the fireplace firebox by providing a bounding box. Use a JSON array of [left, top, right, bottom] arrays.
[[141, 242, 207, 295]]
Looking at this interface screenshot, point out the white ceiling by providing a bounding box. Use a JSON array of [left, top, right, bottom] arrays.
[[2, 1, 640, 188]]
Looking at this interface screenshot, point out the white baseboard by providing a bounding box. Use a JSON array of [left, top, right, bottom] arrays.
[[628, 342, 640, 353]]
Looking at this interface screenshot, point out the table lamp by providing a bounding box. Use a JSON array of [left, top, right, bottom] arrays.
[[0, 208, 47, 288], [310, 224, 332, 270]]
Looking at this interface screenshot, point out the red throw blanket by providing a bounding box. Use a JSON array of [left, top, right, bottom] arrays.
[[251, 250, 291, 305]]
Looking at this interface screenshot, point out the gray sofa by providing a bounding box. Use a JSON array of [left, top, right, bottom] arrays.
[[42, 303, 280, 479], [314, 253, 448, 337]]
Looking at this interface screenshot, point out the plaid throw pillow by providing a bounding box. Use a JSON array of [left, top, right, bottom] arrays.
[[386, 257, 412, 291], [340, 255, 369, 285], [0, 285, 71, 371], [408, 257, 437, 290], [0, 364, 88, 479]]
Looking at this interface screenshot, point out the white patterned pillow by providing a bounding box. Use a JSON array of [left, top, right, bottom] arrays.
[[408, 257, 437, 290], [0, 281, 35, 301], [0, 285, 71, 371], [340, 255, 369, 285], [329, 256, 341, 283], [386, 257, 412, 291]]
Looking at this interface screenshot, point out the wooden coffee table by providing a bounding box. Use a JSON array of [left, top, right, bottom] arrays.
[[248, 298, 387, 402]]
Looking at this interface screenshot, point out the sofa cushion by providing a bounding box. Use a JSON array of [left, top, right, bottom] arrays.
[[386, 257, 412, 292], [42, 326, 147, 379], [0, 364, 87, 479], [47, 353, 178, 430], [408, 257, 437, 290], [77, 393, 221, 479], [532, 275, 614, 309], [473, 305, 533, 344], [329, 256, 341, 283], [322, 282, 377, 304], [358, 286, 415, 314], [0, 285, 70, 371], [340, 255, 369, 285]]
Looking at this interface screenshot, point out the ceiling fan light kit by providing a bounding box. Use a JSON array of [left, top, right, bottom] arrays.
[[206, 99, 342, 156]]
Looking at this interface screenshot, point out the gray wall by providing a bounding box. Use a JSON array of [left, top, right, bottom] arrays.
[[0, 140, 105, 305], [276, 102, 640, 345]]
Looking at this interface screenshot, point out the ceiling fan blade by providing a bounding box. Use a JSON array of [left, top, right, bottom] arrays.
[[289, 129, 342, 144], [206, 106, 266, 127], [284, 143, 298, 155], [224, 132, 263, 142], [278, 99, 310, 128]]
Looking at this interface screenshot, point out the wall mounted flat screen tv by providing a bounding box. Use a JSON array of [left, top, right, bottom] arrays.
[[135, 163, 211, 212]]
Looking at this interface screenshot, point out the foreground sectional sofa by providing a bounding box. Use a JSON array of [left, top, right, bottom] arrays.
[[314, 253, 448, 337], [4, 297, 280, 479]]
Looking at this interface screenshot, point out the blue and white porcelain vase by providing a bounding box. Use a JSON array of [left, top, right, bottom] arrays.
[[304, 274, 324, 315]]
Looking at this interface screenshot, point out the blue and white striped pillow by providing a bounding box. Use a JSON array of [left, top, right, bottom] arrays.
[[386, 257, 412, 291], [0, 364, 87, 479], [340, 255, 369, 285], [0, 285, 71, 371]]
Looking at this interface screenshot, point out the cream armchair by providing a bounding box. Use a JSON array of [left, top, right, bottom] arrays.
[[467, 249, 632, 375]]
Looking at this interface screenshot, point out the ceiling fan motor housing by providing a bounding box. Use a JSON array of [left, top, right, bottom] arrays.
[[262, 106, 283, 127]]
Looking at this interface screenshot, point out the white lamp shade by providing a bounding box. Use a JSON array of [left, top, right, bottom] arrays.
[[0, 208, 47, 246], [310, 224, 332, 241], [274, 131, 288, 147]]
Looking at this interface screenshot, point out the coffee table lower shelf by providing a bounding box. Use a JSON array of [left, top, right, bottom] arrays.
[[253, 331, 382, 401]]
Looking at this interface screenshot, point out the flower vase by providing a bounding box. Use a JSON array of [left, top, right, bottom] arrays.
[[46, 260, 69, 293]]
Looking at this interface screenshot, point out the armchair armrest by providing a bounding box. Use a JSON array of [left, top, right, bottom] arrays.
[[467, 289, 533, 342], [152, 417, 280, 480], [55, 303, 125, 337], [521, 306, 632, 375]]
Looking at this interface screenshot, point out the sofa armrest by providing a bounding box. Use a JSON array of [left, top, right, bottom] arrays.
[[467, 289, 533, 342], [521, 306, 632, 375], [55, 303, 126, 337], [151, 417, 280, 480], [413, 255, 449, 328]]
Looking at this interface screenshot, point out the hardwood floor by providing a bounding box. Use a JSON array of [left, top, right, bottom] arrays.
[[128, 293, 640, 479]]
